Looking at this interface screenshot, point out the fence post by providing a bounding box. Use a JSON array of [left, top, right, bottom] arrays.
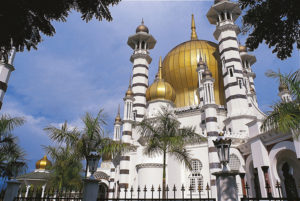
[[3, 180, 21, 201], [82, 178, 99, 201]]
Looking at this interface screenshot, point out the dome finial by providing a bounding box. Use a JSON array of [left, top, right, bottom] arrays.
[[141, 18, 144, 25], [158, 56, 163, 80], [191, 14, 198, 40], [115, 104, 121, 123]]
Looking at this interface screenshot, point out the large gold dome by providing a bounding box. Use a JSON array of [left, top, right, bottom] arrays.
[[162, 39, 225, 107]]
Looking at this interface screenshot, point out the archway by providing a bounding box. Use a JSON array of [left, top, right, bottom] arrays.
[[98, 183, 108, 200], [276, 149, 300, 198]]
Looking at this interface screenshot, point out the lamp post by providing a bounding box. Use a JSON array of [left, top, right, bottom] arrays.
[[212, 134, 238, 201], [86, 151, 100, 179], [213, 137, 232, 171], [83, 151, 101, 201]]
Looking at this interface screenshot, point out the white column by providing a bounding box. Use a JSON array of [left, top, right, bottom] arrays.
[[0, 62, 14, 109]]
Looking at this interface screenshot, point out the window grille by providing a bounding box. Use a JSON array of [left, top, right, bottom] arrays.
[[228, 154, 240, 171], [189, 160, 203, 192]]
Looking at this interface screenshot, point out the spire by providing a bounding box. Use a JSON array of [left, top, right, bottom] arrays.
[[115, 104, 121, 123], [125, 75, 133, 97], [141, 18, 144, 25], [158, 56, 163, 80], [191, 14, 198, 40]]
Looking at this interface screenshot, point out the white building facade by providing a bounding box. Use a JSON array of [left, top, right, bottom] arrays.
[[95, 0, 300, 199]]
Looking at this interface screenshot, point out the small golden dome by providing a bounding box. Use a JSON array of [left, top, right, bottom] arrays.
[[35, 155, 52, 170], [203, 68, 212, 78], [250, 87, 255, 93], [115, 105, 121, 123], [136, 19, 149, 33], [102, 153, 112, 161], [239, 45, 247, 52], [146, 57, 176, 103]]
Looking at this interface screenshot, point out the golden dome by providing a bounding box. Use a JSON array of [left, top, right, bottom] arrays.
[[146, 57, 176, 103], [239, 45, 247, 52], [115, 105, 121, 123], [136, 19, 149, 33], [162, 40, 225, 107], [35, 155, 52, 170]]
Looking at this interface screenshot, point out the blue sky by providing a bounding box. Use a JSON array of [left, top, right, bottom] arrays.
[[2, 0, 299, 172]]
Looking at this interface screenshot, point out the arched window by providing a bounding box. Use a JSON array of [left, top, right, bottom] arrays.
[[189, 160, 203, 192], [229, 154, 241, 171], [221, 12, 225, 21], [141, 41, 145, 49], [226, 12, 231, 21]]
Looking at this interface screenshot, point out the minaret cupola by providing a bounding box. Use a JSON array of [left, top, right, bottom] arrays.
[[136, 19, 149, 34]]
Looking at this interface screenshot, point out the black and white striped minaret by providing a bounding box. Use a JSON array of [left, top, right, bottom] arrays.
[[0, 48, 16, 109], [127, 20, 156, 122], [207, 0, 255, 133], [198, 60, 220, 196]]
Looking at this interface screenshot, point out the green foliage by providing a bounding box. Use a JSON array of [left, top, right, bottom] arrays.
[[261, 70, 300, 138], [0, 114, 26, 179], [0, 0, 121, 54], [44, 146, 82, 190], [138, 107, 205, 198], [44, 108, 131, 183], [239, 0, 300, 60]]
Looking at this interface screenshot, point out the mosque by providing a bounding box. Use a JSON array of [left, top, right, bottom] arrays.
[[92, 0, 300, 199]]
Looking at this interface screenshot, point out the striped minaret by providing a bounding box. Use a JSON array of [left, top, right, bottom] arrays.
[[119, 82, 134, 196], [108, 162, 116, 198], [239, 45, 258, 106], [200, 62, 220, 197], [113, 105, 122, 141], [127, 20, 156, 122], [0, 48, 16, 109], [207, 0, 254, 132], [196, 51, 206, 107]]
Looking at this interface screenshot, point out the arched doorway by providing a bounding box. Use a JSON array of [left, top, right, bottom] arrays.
[[98, 183, 108, 200], [276, 150, 300, 198], [247, 161, 261, 198]]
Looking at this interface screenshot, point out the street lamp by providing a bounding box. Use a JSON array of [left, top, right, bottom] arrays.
[[213, 136, 232, 171], [86, 151, 100, 179]]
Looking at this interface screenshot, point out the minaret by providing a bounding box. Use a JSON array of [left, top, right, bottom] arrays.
[[239, 45, 258, 106], [196, 51, 206, 107], [127, 20, 156, 122], [207, 0, 254, 133], [113, 105, 122, 141], [200, 60, 220, 196], [278, 78, 292, 102], [119, 80, 134, 193], [0, 48, 16, 109]]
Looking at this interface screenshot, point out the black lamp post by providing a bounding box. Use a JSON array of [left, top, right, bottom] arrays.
[[86, 151, 100, 179], [213, 136, 232, 171]]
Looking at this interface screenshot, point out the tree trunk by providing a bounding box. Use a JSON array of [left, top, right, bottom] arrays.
[[162, 150, 166, 199]]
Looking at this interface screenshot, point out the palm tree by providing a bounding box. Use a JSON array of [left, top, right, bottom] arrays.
[[44, 109, 131, 179], [261, 70, 300, 138], [45, 145, 82, 190], [138, 107, 205, 198], [0, 114, 26, 179]]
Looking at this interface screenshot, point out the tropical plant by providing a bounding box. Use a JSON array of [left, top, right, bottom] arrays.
[[45, 145, 83, 190], [0, 0, 121, 54], [138, 107, 205, 198], [0, 114, 26, 180], [239, 0, 300, 60], [261, 70, 300, 138], [44, 109, 131, 180]]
